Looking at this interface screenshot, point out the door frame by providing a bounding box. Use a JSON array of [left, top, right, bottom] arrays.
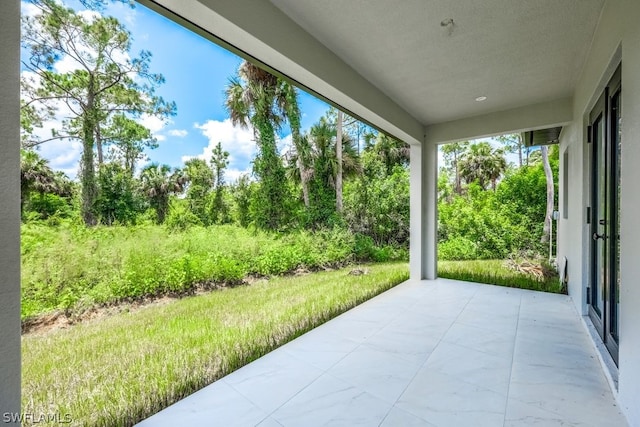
[[587, 64, 621, 365]]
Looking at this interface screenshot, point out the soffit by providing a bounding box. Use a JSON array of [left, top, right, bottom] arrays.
[[269, 0, 605, 126]]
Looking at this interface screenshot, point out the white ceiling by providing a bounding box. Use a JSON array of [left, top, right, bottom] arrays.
[[269, 0, 605, 126]]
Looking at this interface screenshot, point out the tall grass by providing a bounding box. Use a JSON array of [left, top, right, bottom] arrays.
[[438, 259, 562, 293], [21, 223, 405, 320], [22, 262, 409, 427]]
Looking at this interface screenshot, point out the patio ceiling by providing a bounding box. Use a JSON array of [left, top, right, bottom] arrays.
[[270, 0, 604, 126]]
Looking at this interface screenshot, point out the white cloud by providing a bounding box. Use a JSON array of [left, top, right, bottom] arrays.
[[168, 129, 188, 138], [195, 118, 256, 157], [138, 114, 170, 142], [21, 1, 40, 17], [37, 131, 82, 179], [139, 114, 167, 133], [106, 0, 137, 27], [54, 55, 84, 74], [77, 9, 101, 22], [278, 133, 293, 154], [225, 167, 253, 183], [188, 119, 257, 182]]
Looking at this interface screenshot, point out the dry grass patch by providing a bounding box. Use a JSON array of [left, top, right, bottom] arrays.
[[438, 259, 562, 293]]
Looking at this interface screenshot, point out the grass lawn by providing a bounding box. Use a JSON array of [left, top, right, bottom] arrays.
[[22, 262, 408, 427], [438, 259, 562, 293]]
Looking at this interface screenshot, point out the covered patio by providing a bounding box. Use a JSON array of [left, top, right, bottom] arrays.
[[3, 0, 640, 424], [138, 279, 626, 426]]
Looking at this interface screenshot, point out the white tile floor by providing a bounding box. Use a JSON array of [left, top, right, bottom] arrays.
[[137, 279, 628, 427]]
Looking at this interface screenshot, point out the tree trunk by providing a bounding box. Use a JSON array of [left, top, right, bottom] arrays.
[[96, 125, 104, 165], [517, 134, 523, 167], [297, 154, 310, 208], [454, 151, 461, 194], [541, 145, 554, 243], [336, 110, 343, 213], [81, 84, 98, 226]]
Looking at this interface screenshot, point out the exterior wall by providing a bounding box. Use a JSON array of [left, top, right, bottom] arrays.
[[557, 0, 640, 424], [618, 1, 640, 423], [557, 122, 587, 309], [0, 0, 22, 421]]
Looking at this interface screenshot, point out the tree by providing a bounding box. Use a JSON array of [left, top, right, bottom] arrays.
[[21, 0, 175, 225], [303, 117, 361, 226], [94, 162, 141, 225], [540, 145, 555, 244], [441, 141, 469, 194], [20, 149, 68, 216], [336, 110, 343, 213], [103, 114, 156, 176], [343, 149, 409, 246], [184, 158, 213, 224], [224, 61, 291, 230], [277, 80, 312, 209], [140, 164, 185, 224], [459, 142, 507, 190], [210, 142, 230, 223], [370, 133, 410, 175], [497, 134, 524, 167], [231, 174, 253, 227]]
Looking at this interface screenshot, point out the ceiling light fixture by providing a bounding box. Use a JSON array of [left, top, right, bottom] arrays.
[[475, 96, 487, 102], [440, 18, 455, 35]]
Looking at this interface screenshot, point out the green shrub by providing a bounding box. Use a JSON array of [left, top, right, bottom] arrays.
[[438, 237, 478, 260], [21, 223, 397, 319], [165, 202, 202, 231]]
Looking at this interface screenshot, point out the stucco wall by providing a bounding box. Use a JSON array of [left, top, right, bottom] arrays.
[[557, 0, 640, 424], [618, 0, 640, 424], [557, 122, 586, 310], [0, 0, 22, 421]]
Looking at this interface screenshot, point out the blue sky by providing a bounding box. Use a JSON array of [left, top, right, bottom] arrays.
[[21, 0, 331, 181]]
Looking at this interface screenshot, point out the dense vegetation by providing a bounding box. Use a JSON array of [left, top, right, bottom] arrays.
[[438, 141, 559, 260], [21, 223, 405, 320]]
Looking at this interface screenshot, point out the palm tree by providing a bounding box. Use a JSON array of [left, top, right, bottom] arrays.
[[308, 117, 361, 190], [20, 149, 58, 215], [140, 163, 185, 224], [224, 61, 295, 229], [459, 142, 507, 190], [276, 80, 312, 208], [371, 133, 410, 175], [441, 141, 469, 194]]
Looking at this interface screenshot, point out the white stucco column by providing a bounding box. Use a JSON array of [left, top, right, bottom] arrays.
[[0, 0, 21, 420], [410, 141, 438, 280]]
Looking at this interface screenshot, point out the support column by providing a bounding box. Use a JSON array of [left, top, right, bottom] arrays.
[[410, 141, 438, 280], [0, 0, 22, 421]]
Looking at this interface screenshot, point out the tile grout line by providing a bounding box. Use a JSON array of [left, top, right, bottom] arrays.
[[502, 293, 522, 427], [253, 280, 429, 425], [378, 280, 481, 426]]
